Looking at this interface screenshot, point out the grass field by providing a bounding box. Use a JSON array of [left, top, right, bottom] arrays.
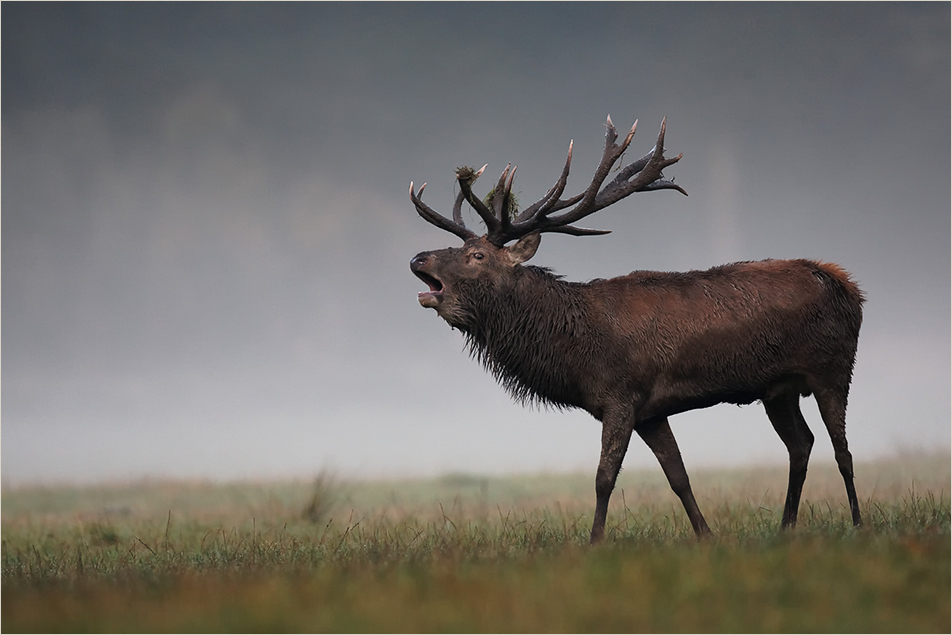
[[2, 452, 949, 632]]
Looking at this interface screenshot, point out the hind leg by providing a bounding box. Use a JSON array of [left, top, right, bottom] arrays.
[[763, 391, 815, 527], [815, 388, 862, 526]]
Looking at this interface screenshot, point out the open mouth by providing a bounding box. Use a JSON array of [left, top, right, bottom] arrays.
[[414, 271, 444, 307]]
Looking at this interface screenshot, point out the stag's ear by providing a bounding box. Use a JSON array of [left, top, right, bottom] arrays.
[[506, 232, 541, 265]]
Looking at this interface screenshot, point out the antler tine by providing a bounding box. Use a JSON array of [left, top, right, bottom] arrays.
[[409, 181, 477, 241], [546, 225, 612, 237], [623, 119, 638, 151], [456, 164, 499, 232], [491, 163, 513, 220], [514, 139, 574, 225], [505, 165, 517, 201], [498, 165, 517, 235], [650, 118, 687, 193], [609, 115, 639, 151]]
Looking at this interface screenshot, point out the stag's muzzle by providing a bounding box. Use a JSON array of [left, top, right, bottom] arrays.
[[410, 253, 444, 308]]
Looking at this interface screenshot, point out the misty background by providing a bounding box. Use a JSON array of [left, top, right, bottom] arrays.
[[3, 3, 949, 486]]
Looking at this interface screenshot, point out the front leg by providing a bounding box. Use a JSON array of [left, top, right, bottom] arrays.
[[636, 417, 711, 537], [590, 405, 635, 544]]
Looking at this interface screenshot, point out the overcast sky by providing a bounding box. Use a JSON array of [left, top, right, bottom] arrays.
[[3, 3, 949, 486]]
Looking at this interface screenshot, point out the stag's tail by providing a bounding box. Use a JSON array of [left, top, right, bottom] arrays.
[[815, 261, 865, 338], [815, 261, 866, 308]]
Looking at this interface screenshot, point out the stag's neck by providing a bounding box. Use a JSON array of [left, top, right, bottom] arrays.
[[461, 266, 591, 409]]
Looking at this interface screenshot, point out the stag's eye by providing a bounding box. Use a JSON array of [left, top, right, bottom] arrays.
[[472, 252, 485, 261]]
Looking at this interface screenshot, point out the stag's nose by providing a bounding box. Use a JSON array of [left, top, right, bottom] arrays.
[[410, 253, 429, 271]]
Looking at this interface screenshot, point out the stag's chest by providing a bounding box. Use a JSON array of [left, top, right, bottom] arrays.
[[464, 293, 594, 406]]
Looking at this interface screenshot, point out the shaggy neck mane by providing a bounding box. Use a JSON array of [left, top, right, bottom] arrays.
[[458, 265, 588, 409]]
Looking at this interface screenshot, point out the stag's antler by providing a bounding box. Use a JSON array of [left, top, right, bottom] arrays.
[[409, 116, 687, 247]]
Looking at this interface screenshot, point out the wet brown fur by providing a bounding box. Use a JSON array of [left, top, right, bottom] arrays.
[[411, 235, 864, 543]]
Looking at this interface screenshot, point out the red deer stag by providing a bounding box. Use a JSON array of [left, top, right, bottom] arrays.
[[409, 116, 864, 543]]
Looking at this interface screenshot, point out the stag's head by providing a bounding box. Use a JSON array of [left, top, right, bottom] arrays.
[[409, 116, 686, 326], [410, 233, 541, 326]]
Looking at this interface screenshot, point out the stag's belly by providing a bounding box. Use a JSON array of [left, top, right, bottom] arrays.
[[637, 375, 810, 422], [631, 309, 827, 422]]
